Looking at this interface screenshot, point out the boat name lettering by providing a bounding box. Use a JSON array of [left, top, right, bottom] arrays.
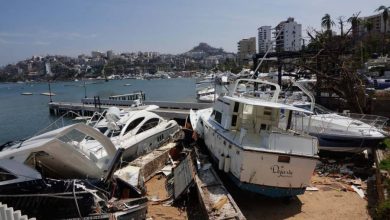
[[270, 165, 292, 177]]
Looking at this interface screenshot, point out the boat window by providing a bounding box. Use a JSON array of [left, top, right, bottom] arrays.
[[214, 111, 222, 124], [0, 168, 17, 181], [97, 127, 108, 134], [231, 115, 237, 127], [124, 117, 145, 135], [233, 102, 240, 113], [136, 118, 160, 134], [165, 123, 172, 129]]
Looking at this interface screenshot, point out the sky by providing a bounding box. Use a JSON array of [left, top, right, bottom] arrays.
[[0, 0, 389, 65]]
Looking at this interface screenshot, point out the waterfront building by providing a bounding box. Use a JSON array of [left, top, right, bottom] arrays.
[[274, 17, 302, 52], [237, 37, 256, 65], [258, 26, 273, 53], [358, 13, 390, 35]]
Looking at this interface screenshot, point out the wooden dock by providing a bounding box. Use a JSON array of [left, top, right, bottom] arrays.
[[48, 99, 212, 121]]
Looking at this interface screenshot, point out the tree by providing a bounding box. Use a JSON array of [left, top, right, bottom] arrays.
[[347, 13, 361, 40], [337, 16, 345, 36], [321, 14, 335, 37], [375, 5, 390, 54]]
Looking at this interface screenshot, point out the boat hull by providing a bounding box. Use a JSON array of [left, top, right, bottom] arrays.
[[202, 124, 318, 198], [313, 133, 385, 152]]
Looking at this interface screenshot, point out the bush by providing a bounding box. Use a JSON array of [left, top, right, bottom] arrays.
[[376, 200, 390, 220]]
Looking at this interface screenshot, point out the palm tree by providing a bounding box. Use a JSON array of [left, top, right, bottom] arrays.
[[364, 20, 374, 34], [321, 14, 335, 37], [337, 16, 345, 36], [347, 13, 361, 40], [375, 5, 390, 54]]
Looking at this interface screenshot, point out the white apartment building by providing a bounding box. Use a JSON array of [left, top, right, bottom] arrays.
[[258, 26, 272, 53], [274, 17, 302, 52]]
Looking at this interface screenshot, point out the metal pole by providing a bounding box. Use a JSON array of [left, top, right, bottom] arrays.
[[84, 81, 87, 98], [48, 81, 52, 103]]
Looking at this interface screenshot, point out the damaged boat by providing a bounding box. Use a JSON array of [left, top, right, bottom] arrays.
[[86, 107, 180, 161], [281, 80, 388, 152], [191, 79, 319, 198], [0, 152, 148, 220], [0, 123, 117, 179]]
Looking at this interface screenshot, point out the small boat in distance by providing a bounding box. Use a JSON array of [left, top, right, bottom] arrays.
[[21, 92, 33, 95], [41, 92, 56, 96], [124, 83, 132, 86]]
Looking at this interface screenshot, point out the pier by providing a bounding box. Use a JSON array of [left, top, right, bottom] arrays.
[[48, 98, 212, 121]]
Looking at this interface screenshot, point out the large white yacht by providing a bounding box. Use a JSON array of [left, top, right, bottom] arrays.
[[280, 80, 388, 152], [191, 79, 319, 198], [0, 123, 117, 179], [85, 108, 180, 161]]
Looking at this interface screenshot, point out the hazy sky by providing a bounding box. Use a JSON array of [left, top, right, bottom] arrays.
[[0, 0, 389, 65]]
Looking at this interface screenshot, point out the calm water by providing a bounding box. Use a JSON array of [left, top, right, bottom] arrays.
[[0, 78, 198, 145]]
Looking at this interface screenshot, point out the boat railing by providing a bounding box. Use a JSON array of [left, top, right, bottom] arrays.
[[267, 131, 318, 156], [29, 110, 83, 138], [291, 113, 388, 136], [341, 113, 389, 130]]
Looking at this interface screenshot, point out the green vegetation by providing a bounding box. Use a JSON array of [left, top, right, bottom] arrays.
[[375, 199, 390, 220]]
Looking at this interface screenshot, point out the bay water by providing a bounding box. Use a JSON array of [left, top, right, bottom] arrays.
[[0, 78, 198, 145]]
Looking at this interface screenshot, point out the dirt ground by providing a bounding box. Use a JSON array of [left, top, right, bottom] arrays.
[[145, 173, 371, 220], [226, 174, 371, 220]]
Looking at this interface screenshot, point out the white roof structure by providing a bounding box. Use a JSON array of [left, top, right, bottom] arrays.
[[223, 96, 313, 114]]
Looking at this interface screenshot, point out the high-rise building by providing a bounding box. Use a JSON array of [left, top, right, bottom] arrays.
[[237, 37, 256, 65], [274, 17, 302, 52], [358, 13, 390, 35], [258, 26, 272, 53], [107, 50, 114, 60]]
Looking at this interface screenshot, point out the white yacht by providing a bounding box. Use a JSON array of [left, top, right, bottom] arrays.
[[191, 79, 319, 198], [196, 87, 217, 103], [281, 80, 388, 152], [86, 108, 180, 161], [0, 123, 117, 179]]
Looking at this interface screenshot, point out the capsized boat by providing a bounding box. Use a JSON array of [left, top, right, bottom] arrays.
[[191, 79, 319, 198], [0, 158, 148, 219], [85, 108, 181, 161], [0, 123, 117, 179]]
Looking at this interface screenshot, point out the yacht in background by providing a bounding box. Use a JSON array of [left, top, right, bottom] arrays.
[[191, 79, 319, 198], [196, 86, 217, 103], [280, 80, 388, 152]]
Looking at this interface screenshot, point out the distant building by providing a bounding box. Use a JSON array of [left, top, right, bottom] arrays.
[[258, 26, 272, 53], [45, 62, 52, 76], [237, 37, 256, 65], [358, 13, 390, 35], [274, 17, 302, 52], [91, 51, 104, 58], [107, 50, 114, 60]]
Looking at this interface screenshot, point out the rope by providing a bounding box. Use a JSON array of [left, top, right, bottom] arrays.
[[73, 180, 83, 219]]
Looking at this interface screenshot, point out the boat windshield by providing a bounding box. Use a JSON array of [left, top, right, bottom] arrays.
[[294, 104, 331, 115]]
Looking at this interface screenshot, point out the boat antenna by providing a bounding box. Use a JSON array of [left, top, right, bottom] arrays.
[[252, 24, 285, 78]]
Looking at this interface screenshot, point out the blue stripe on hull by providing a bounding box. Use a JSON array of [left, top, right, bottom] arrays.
[[312, 133, 384, 151], [227, 172, 306, 198]]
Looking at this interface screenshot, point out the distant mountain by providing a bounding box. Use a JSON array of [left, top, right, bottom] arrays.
[[183, 43, 231, 58]]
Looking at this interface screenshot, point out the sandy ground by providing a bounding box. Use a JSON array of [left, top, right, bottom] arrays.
[[146, 174, 189, 220], [226, 174, 371, 220], [145, 173, 371, 220]]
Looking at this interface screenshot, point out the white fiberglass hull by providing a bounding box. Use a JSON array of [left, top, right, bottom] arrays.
[[201, 119, 317, 197]]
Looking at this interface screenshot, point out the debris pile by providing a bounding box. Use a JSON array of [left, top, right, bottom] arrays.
[[310, 155, 375, 199]]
